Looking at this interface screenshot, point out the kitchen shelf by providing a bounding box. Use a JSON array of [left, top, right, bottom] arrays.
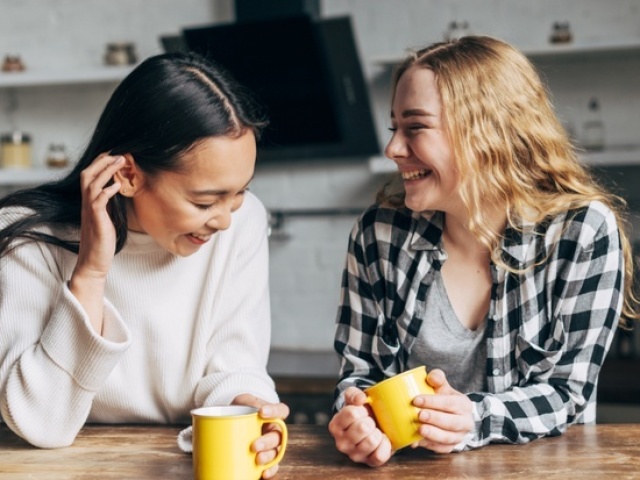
[[0, 167, 72, 186], [371, 40, 640, 67], [368, 145, 640, 174], [0, 65, 135, 88]]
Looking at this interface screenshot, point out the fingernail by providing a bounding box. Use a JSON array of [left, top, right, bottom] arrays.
[[261, 406, 272, 417]]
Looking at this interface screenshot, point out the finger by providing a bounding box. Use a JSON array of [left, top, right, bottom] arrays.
[[84, 179, 121, 213], [261, 464, 279, 479], [419, 403, 473, 429], [90, 156, 126, 192], [363, 436, 393, 467], [417, 422, 466, 448], [259, 402, 289, 420], [253, 429, 282, 452], [328, 404, 370, 436], [344, 387, 367, 406], [414, 393, 470, 415], [339, 415, 378, 452], [101, 181, 122, 199], [256, 447, 277, 465], [82, 155, 125, 192], [346, 426, 383, 464], [427, 368, 456, 394]]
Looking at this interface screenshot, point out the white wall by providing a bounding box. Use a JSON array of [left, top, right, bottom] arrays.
[[1, 0, 639, 355]]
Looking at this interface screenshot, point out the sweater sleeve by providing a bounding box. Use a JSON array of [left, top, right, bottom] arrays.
[[0, 239, 131, 448], [193, 193, 279, 407]]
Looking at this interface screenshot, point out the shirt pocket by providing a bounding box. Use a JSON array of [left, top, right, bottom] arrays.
[[372, 319, 401, 373], [516, 325, 566, 384]]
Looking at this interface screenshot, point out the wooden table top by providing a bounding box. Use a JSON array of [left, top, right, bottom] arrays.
[[1, 423, 640, 479]]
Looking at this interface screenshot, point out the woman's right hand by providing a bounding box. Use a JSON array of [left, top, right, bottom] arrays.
[[69, 153, 125, 333], [328, 386, 393, 467]]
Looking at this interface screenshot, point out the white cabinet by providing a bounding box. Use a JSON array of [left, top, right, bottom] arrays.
[[369, 41, 640, 174], [0, 66, 135, 186]]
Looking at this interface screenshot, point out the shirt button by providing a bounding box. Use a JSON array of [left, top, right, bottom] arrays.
[[492, 368, 500, 376]]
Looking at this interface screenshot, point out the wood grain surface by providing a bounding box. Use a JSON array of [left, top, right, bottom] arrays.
[[1, 423, 639, 479]]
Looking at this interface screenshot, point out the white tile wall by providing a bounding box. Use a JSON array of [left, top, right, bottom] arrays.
[[1, 0, 639, 353]]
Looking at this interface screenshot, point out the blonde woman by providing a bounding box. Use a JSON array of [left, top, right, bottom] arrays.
[[329, 36, 638, 466]]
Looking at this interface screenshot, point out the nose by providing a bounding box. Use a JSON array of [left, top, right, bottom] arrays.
[[384, 130, 409, 163], [205, 204, 233, 231], [208, 211, 231, 231], [205, 195, 244, 232]]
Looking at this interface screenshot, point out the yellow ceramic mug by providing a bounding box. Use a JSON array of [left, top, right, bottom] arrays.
[[191, 405, 288, 480], [364, 365, 435, 450]]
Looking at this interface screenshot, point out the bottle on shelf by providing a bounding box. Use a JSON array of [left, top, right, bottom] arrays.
[[581, 97, 605, 151]]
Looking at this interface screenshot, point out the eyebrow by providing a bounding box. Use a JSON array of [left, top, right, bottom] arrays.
[[188, 175, 254, 196], [390, 108, 437, 119]]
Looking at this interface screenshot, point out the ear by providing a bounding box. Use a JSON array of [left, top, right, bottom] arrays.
[[113, 154, 142, 197]]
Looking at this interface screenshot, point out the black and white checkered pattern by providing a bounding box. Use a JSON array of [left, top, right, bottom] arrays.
[[334, 200, 623, 449]]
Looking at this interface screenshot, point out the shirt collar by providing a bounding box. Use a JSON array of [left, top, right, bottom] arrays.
[[409, 210, 444, 251], [407, 209, 541, 268], [500, 216, 541, 269]]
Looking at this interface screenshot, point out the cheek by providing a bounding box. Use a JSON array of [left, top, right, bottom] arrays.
[[231, 195, 245, 212]]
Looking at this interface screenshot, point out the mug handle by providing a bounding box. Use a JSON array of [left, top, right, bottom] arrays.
[[258, 418, 288, 471]]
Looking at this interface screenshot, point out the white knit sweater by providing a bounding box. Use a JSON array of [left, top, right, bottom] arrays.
[[0, 192, 278, 448]]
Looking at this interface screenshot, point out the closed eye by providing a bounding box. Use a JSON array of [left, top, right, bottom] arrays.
[[193, 189, 248, 210], [194, 202, 216, 210]]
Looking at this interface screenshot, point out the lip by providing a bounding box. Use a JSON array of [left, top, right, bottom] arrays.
[[400, 168, 432, 182], [185, 233, 210, 245]]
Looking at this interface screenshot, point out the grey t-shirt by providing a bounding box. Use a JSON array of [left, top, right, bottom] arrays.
[[407, 273, 487, 393]]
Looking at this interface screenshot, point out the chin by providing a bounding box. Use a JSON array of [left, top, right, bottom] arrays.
[[404, 198, 429, 213]]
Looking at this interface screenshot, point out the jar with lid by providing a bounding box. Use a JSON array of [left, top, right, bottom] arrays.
[[104, 42, 138, 66], [549, 21, 573, 44], [1, 131, 32, 168], [444, 20, 471, 41], [46, 143, 70, 168]]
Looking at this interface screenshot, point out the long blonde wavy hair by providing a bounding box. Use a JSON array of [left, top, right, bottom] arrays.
[[377, 35, 638, 324]]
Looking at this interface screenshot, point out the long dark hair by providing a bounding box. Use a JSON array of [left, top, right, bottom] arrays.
[[0, 52, 267, 256]]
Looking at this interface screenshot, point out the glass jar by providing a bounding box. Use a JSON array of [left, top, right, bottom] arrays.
[[1, 131, 32, 168], [46, 143, 70, 168], [104, 42, 138, 66], [444, 20, 471, 41]]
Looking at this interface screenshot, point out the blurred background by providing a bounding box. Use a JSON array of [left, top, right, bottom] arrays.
[[1, 0, 639, 425]]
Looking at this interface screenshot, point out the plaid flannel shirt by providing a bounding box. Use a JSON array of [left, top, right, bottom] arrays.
[[334, 200, 623, 450]]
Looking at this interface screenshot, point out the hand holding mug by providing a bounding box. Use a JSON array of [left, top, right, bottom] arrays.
[[412, 368, 475, 453], [191, 405, 288, 480], [232, 394, 289, 479], [328, 387, 393, 467]]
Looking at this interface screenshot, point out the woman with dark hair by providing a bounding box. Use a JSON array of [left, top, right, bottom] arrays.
[[328, 36, 638, 466], [0, 52, 287, 477]]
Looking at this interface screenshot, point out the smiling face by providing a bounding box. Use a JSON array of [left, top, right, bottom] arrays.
[[125, 131, 256, 256], [385, 67, 463, 215]]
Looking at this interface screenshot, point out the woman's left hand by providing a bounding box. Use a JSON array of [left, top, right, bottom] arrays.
[[232, 394, 290, 479], [411, 369, 474, 453]]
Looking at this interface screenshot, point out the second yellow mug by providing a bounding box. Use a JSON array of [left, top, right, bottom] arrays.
[[191, 405, 288, 480], [364, 365, 435, 450]]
